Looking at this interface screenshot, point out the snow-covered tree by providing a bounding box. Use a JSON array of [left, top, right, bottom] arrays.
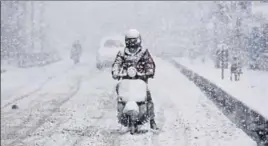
[[206, 1, 252, 65], [1, 1, 24, 62], [1, 1, 50, 66]]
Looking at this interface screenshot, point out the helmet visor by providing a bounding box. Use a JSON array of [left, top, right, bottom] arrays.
[[125, 38, 140, 48]]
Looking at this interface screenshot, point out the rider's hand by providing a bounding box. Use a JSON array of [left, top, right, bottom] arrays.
[[112, 71, 120, 79], [136, 72, 145, 76], [119, 69, 127, 76], [114, 70, 127, 80]]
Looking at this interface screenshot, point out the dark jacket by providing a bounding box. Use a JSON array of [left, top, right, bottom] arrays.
[[111, 47, 155, 83]]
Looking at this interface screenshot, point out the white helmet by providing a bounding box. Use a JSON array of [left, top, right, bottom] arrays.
[[125, 29, 142, 53], [125, 29, 140, 38]]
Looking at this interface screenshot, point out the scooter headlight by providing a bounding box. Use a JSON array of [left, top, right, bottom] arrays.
[[127, 67, 137, 78]]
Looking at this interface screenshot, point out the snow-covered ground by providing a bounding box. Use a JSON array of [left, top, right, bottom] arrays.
[[1, 59, 73, 108], [1, 56, 256, 146], [0, 54, 96, 108], [173, 57, 268, 120]]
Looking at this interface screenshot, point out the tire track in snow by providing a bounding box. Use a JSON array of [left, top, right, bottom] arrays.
[[14, 69, 112, 146], [5, 77, 82, 146], [1, 94, 53, 143], [97, 92, 122, 146], [149, 103, 193, 146], [1, 78, 53, 109], [1, 65, 75, 109], [1, 66, 77, 142], [32, 116, 72, 146], [70, 86, 120, 146], [147, 78, 190, 146], [150, 106, 166, 146], [70, 112, 106, 146], [5, 79, 81, 146], [47, 70, 122, 146]]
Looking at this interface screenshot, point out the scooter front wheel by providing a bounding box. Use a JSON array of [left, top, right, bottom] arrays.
[[128, 115, 137, 135], [130, 124, 136, 135]]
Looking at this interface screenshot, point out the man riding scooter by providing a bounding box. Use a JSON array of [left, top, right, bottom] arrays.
[[111, 29, 158, 130], [70, 40, 82, 64]]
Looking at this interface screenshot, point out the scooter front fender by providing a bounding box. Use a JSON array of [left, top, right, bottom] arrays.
[[123, 101, 139, 114]]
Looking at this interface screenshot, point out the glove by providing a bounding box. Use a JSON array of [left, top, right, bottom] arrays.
[[112, 71, 120, 79], [136, 72, 145, 76]]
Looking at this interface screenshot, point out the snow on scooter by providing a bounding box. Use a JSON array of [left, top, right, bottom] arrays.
[[116, 65, 152, 135]]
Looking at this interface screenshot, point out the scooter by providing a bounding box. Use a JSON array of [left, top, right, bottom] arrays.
[[70, 52, 80, 64], [116, 66, 150, 135]]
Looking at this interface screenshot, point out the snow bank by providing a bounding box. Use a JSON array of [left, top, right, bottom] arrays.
[[173, 57, 268, 119]]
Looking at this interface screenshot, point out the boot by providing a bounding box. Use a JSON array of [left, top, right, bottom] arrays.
[[150, 119, 159, 130]]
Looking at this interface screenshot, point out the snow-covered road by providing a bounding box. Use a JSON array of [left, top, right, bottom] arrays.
[[1, 57, 256, 146], [173, 57, 268, 119]]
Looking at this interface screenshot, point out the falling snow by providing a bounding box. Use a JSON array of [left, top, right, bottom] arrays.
[[1, 1, 267, 146]]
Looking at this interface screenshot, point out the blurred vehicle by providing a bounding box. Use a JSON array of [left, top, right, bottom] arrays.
[[96, 36, 125, 69]]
